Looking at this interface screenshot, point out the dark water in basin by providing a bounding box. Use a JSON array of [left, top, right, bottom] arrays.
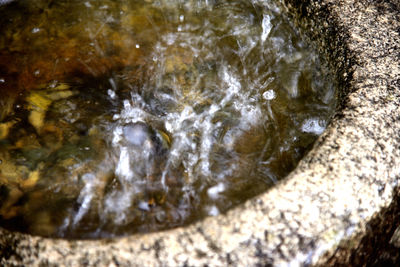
[[0, 0, 336, 238]]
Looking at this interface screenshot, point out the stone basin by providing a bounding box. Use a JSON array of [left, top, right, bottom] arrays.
[[1, 0, 399, 266]]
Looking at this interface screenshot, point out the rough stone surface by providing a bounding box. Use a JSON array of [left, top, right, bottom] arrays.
[[0, 0, 399, 266]]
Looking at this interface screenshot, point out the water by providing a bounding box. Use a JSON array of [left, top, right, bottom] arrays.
[[0, 0, 336, 238]]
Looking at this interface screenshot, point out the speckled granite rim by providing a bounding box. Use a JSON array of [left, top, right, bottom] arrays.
[[1, 0, 399, 266]]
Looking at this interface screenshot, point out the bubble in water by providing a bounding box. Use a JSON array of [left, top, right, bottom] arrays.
[[263, 89, 276, 100], [207, 183, 225, 199], [138, 201, 150, 211], [31, 27, 40, 33], [107, 89, 116, 99], [301, 118, 326, 135], [123, 122, 151, 147]]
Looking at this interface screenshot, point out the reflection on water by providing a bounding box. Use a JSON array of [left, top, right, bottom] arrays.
[[0, 0, 336, 238]]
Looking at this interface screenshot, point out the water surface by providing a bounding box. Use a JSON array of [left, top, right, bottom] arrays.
[[0, 0, 336, 238]]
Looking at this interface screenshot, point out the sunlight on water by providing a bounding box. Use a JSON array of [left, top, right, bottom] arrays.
[[0, 0, 336, 238]]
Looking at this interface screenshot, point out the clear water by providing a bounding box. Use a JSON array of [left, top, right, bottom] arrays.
[[0, 0, 336, 238]]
